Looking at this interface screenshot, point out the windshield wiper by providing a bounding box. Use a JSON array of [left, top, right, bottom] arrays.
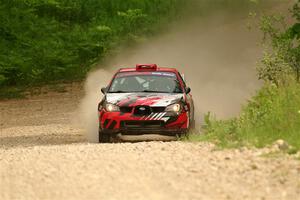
[[141, 90, 169, 93], [108, 90, 127, 93]]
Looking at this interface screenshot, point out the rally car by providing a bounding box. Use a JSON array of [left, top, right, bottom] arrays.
[[98, 64, 194, 142]]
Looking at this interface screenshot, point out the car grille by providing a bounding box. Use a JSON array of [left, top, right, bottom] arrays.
[[151, 107, 166, 113], [119, 106, 166, 115], [134, 106, 152, 116], [120, 106, 133, 113], [133, 106, 166, 116], [121, 120, 163, 131]]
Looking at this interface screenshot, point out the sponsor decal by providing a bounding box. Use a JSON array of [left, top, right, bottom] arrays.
[[106, 93, 183, 107], [151, 72, 176, 77], [144, 112, 168, 121], [116, 71, 176, 78], [116, 72, 151, 78]]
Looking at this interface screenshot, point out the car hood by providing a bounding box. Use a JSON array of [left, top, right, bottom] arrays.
[[105, 93, 184, 107]]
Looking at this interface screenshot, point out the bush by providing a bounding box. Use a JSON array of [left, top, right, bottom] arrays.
[[258, 1, 300, 84], [202, 82, 300, 149]]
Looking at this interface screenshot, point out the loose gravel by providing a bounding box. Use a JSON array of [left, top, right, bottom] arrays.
[[1, 84, 300, 200]]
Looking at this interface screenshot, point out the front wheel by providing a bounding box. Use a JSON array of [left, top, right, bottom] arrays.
[[190, 119, 196, 130], [98, 129, 111, 143]]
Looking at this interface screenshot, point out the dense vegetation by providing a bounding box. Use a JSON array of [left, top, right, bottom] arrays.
[[195, 1, 300, 150], [0, 0, 185, 87]]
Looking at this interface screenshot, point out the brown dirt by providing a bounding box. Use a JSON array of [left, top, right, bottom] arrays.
[[0, 84, 300, 200]]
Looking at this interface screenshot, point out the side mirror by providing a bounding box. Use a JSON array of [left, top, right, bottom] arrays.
[[185, 87, 191, 94], [101, 87, 107, 94]]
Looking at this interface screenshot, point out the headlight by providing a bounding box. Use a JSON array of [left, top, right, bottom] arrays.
[[165, 103, 181, 112], [105, 103, 120, 112]]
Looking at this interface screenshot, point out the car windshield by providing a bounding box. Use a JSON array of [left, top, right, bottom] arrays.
[[108, 72, 183, 93]]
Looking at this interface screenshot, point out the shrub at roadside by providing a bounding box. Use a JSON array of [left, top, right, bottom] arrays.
[[0, 0, 185, 87], [200, 82, 300, 150]]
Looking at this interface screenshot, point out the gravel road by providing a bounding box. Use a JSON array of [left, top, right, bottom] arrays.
[[1, 84, 300, 200]]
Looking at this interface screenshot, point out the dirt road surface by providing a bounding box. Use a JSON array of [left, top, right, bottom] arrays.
[[1, 84, 300, 200]]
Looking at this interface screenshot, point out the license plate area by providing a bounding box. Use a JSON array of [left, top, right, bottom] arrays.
[[122, 120, 163, 129]]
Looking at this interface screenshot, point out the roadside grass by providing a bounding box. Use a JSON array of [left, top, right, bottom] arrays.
[[0, 87, 25, 99], [188, 82, 300, 151]]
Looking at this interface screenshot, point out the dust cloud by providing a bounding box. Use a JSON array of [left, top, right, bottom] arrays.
[[78, 69, 112, 142], [79, 1, 290, 142]]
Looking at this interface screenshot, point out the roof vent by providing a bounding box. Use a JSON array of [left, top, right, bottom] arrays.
[[136, 64, 157, 71]]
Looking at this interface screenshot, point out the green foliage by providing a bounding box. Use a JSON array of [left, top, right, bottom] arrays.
[[193, 1, 300, 150], [258, 0, 300, 84], [239, 83, 300, 147], [292, 1, 300, 21], [200, 82, 300, 149], [201, 116, 240, 148], [0, 0, 185, 87], [0, 87, 25, 99]]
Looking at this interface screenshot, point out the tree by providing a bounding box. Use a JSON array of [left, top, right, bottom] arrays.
[[258, 0, 300, 85]]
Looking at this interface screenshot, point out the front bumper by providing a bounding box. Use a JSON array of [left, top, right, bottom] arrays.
[[99, 111, 189, 136], [115, 134, 178, 141]]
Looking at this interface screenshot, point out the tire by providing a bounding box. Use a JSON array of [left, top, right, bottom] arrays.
[[98, 129, 111, 143], [186, 115, 195, 138], [190, 119, 196, 130]]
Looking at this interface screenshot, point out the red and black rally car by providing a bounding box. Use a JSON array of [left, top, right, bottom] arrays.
[[98, 64, 194, 142]]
